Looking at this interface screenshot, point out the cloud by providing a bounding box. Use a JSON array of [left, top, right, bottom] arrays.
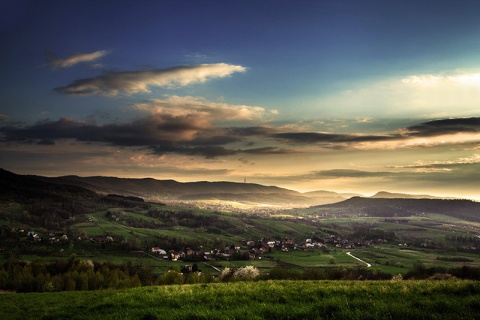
[[2, 115, 479, 159], [270, 117, 480, 150], [135, 95, 275, 124], [402, 73, 480, 87], [314, 70, 480, 119], [389, 154, 480, 170], [307, 169, 395, 179], [0, 93, 280, 158], [55, 63, 246, 96], [238, 157, 252, 165], [149, 145, 237, 159], [272, 132, 399, 145], [404, 117, 480, 137], [46, 50, 108, 68], [242, 146, 297, 155]]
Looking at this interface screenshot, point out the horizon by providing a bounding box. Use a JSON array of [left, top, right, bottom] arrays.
[[3, 167, 479, 202], [1, 1, 480, 201]]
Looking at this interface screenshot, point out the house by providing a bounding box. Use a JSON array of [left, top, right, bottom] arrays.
[[151, 247, 167, 255]]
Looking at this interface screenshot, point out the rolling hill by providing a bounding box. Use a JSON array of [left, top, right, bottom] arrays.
[[29, 171, 350, 207], [370, 191, 455, 200], [308, 196, 480, 222]]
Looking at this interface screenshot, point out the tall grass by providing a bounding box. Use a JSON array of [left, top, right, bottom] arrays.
[[1, 280, 479, 319]]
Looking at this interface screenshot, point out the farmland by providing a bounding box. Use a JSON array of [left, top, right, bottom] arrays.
[[1, 168, 480, 284], [2, 197, 480, 277]]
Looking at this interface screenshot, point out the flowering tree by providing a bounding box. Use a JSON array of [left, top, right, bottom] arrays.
[[233, 266, 259, 281], [219, 267, 233, 282]]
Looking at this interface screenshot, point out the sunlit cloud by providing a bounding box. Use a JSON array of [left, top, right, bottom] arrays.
[[46, 50, 108, 69], [401, 75, 442, 86], [315, 70, 480, 119], [403, 73, 480, 87], [134, 95, 276, 124], [0, 94, 282, 159], [55, 63, 246, 96], [390, 154, 480, 169]]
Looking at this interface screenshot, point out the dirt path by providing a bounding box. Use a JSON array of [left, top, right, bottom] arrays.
[[346, 252, 372, 267]]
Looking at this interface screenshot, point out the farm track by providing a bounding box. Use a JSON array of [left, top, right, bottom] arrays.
[[346, 252, 371, 267]]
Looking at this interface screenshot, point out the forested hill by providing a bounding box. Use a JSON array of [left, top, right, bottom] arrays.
[[46, 175, 299, 197], [0, 168, 96, 203], [0, 169, 150, 226], [314, 197, 480, 222], [30, 172, 347, 206]]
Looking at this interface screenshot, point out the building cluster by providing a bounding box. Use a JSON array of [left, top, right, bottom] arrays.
[[149, 235, 389, 262]]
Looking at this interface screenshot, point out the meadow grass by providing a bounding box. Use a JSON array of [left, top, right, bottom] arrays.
[[1, 280, 479, 320]]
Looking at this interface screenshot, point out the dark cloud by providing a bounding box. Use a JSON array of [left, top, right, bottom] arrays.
[[241, 147, 297, 155], [309, 169, 395, 178], [2, 116, 479, 159], [230, 126, 278, 136], [0, 117, 281, 159], [405, 117, 480, 137], [272, 132, 399, 144], [271, 117, 480, 147], [188, 133, 241, 146], [37, 139, 55, 145], [149, 144, 236, 159]]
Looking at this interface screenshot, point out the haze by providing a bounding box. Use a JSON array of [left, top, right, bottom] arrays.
[[1, 1, 479, 200]]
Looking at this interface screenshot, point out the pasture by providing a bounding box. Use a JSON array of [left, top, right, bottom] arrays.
[[1, 280, 479, 319]]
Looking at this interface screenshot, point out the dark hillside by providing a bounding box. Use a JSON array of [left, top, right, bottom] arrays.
[[370, 191, 453, 199], [315, 197, 480, 222], [0, 168, 97, 203], [0, 169, 147, 225], [36, 174, 328, 206]]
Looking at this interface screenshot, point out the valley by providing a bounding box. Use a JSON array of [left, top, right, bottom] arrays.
[[1, 169, 479, 282]]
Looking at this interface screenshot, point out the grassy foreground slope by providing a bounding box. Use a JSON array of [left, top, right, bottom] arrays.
[[2, 280, 480, 320]]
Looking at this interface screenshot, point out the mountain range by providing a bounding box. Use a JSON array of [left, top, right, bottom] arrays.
[[0, 169, 474, 209], [26, 171, 352, 207]]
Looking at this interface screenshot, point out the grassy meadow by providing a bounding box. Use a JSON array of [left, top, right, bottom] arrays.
[[1, 280, 479, 320]]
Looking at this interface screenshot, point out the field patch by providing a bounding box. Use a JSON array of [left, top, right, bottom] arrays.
[[1, 280, 479, 319]]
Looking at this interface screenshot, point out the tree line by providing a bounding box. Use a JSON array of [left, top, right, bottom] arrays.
[[0, 257, 154, 293], [3, 256, 480, 293]]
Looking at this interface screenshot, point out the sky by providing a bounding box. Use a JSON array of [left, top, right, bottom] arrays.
[[1, 0, 480, 200]]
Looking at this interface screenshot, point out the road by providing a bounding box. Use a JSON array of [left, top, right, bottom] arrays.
[[346, 252, 372, 267]]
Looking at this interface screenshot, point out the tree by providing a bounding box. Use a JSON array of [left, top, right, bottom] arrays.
[[64, 276, 76, 291], [219, 267, 233, 282], [233, 266, 260, 281], [79, 272, 89, 290], [158, 269, 183, 285]]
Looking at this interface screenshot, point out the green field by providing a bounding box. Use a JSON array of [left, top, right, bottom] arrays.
[[1, 280, 479, 319], [2, 196, 480, 277]]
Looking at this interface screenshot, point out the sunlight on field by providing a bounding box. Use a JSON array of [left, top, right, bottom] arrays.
[[197, 199, 284, 210]]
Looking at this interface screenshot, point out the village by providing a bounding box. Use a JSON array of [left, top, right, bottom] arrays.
[[2, 226, 391, 263], [149, 235, 388, 263]]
